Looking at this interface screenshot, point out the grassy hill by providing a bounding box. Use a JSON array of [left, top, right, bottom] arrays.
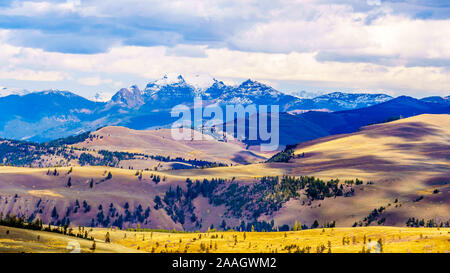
[[0, 114, 448, 234], [74, 126, 270, 165]]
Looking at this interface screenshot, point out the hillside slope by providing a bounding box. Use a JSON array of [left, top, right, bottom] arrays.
[[74, 126, 270, 165], [0, 114, 448, 231]]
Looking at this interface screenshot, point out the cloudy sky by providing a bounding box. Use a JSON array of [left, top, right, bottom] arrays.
[[0, 0, 449, 99]]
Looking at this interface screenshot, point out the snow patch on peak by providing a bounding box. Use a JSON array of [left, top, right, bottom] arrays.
[[183, 74, 215, 90], [90, 92, 113, 102], [147, 73, 215, 91], [0, 86, 30, 97], [152, 73, 185, 86]]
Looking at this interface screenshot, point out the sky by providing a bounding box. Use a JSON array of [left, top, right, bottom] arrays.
[[0, 0, 449, 99]]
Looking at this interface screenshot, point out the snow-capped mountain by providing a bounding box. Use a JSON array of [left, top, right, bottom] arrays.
[[0, 74, 422, 142], [110, 85, 144, 108], [305, 92, 393, 111], [290, 90, 326, 99], [0, 87, 31, 97], [106, 75, 394, 112]]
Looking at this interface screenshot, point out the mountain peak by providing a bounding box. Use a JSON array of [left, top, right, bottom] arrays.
[[240, 79, 261, 87]]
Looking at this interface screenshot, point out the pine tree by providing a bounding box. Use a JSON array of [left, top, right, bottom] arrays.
[[51, 207, 58, 219]]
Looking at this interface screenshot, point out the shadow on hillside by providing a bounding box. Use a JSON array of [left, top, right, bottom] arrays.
[[362, 122, 438, 141], [389, 143, 450, 160], [291, 155, 416, 173], [423, 176, 450, 186], [231, 150, 267, 165]]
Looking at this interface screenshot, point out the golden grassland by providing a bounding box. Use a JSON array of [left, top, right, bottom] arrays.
[[88, 226, 450, 253], [0, 224, 449, 253], [0, 225, 141, 253]]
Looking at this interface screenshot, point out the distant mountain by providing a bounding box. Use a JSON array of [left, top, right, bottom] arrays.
[[110, 85, 144, 108], [290, 90, 325, 99], [420, 96, 449, 105], [0, 74, 445, 142], [107, 75, 393, 112], [0, 87, 30, 97], [225, 96, 450, 149], [310, 92, 392, 111], [0, 90, 106, 141]]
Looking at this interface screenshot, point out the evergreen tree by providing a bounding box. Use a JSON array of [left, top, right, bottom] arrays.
[[51, 207, 58, 219], [106, 172, 112, 180]]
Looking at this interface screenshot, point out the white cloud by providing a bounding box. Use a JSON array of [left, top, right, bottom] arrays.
[[77, 76, 113, 86], [228, 11, 450, 66], [1, 42, 448, 97], [0, 0, 83, 16], [0, 68, 67, 81], [0, 1, 449, 98]]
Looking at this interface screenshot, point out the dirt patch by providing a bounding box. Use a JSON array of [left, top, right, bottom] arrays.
[[28, 190, 63, 198]]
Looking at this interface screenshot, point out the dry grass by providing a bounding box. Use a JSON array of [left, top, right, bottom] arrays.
[[89, 226, 450, 253], [0, 225, 140, 253]]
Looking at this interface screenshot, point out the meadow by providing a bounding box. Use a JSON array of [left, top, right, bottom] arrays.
[[1, 225, 448, 253]]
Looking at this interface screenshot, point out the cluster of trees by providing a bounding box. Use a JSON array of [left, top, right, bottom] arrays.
[[0, 212, 94, 240], [367, 115, 402, 126], [157, 175, 353, 230], [46, 131, 92, 146], [209, 176, 357, 220], [353, 206, 386, 227], [159, 178, 227, 227], [91, 202, 151, 229], [148, 155, 228, 169], [150, 173, 162, 183], [0, 139, 77, 167], [266, 145, 296, 163], [406, 217, 450, 228], [231, 220, 277, 232], [78, 150, 140, 167], [78, 149, 227, 169]]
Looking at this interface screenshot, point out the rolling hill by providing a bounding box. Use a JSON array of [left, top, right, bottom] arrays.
[[0, 114, 448, 232], [74, 126, 270, 165]]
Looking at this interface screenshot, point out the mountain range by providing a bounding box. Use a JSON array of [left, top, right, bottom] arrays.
[[237, 95, 450, 148], [0, 74, 447, 142]]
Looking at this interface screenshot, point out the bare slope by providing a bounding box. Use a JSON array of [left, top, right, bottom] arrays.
[[74, 126, 270, 165]]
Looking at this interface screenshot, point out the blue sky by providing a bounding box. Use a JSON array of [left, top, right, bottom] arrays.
[[0, 0, 449, 99]]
